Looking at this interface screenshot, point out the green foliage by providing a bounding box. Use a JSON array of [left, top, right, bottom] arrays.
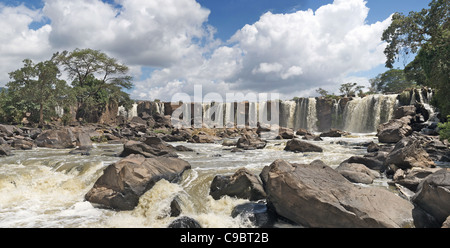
[[316, 88, 329, 97], [369, 69, 416, 93], [438, 116, 450, 141], [339, 82, 365, 97], [382, 0, 450, 116], [3, 59, 71, 125], [53, 48, 134, 122]]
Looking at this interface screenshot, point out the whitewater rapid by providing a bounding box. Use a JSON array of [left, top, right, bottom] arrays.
[[0, 135, 385, 228]]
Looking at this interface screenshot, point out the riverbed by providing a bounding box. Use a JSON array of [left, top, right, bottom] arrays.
[[0, 134, 390, 228]]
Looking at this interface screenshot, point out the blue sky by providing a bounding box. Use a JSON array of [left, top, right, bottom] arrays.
[[0, 0, 432, 100]]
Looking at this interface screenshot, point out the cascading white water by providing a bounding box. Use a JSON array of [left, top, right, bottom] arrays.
[[307, 98, 318, 132], [343, 94, 398, 133]]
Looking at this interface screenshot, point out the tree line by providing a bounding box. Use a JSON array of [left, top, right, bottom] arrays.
[[0, 48, 134, 125]]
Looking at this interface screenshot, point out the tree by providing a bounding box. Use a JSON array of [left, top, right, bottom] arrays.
[[53, 48, 133, 122], [369, 69, 416, 93], [339, 83, 365, 97], [382, 0, 449, 116], [316, 88, 329, 97], [6, 59, 70, 125]]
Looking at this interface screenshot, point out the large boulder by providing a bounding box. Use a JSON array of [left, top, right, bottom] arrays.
[[236, 132, 266, 149], [412, 169, 450, 226], [35, 128, 76, 149], [260, 159, 414, 228], [210, 168, 266, 201], [385, 137, 435, 170], [335, 162, 380, 184], [377, 116, 413, 143], [119, 137, 178, 158], [85, 154, 191, 210], [284, 139, 323, 153]]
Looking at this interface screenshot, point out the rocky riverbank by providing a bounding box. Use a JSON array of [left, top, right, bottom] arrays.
[[0, 101, 449, 228]]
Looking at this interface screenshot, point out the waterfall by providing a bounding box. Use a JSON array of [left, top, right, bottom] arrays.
[[331, 99, 344, 130], [343, 94, 398, 133], [307, 98, 318, 132], [117, 103, 138, 120], [55, 106, 64, 118]]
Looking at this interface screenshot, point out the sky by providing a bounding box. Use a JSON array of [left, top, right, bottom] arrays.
[[0, 0, 431, 101]]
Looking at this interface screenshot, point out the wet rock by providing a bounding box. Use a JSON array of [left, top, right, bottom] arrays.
[[188, 133, 220, 144], [231, 202, 277, 228], [170, 197, 182, 217], [385, 137, 435, 170], [85, 154, 191, 210], [260, 159, 414, 228], [346, 155, 386, 171], [236, 132, 266, 149], [222, 138, 238, 147], [319, 128, 349, 137], [0, 144, 11, 156], [393, 167, 441, 192], [11, 139, 34, 150], [335, 162, 380, 184], [302, 134, 323, 141], [412, 169, 450, 226], [366, 142, 380, 152], [284, 139, 323, 153], [393, 105, 416, 119], [174, 145, 194, 152], [278, 127, 295, 139], [377, 116, 413, 143], [168, 216, 202, 228], [119, 137, 178, 158], [210, 168, 266, 201], [35, 128, 76, 149]]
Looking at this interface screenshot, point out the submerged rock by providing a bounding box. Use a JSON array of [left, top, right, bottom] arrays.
[[168, 216, 202, 228], [231, 202, 277, 228], [260, 159, 414, 228], [85, 154, 191, 210]]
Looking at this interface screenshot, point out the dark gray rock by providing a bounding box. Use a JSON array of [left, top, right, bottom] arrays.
[[260, 159, 414, 228], [210, 168, 266, 201], [35, 128, 76, 149], [284, 139, 323, 153], [377, 116, 413, 143], [385, 137, 435, 170], [168, 216, 202, 228], [336, 162, 380, 184], [231, 202, 277, 228], [119, 137, 178, 158], [85, 154, 191, 210], [412, 169, 450, 226]]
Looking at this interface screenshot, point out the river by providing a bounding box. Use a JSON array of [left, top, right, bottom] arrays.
[[0, 134, 390, 228]]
